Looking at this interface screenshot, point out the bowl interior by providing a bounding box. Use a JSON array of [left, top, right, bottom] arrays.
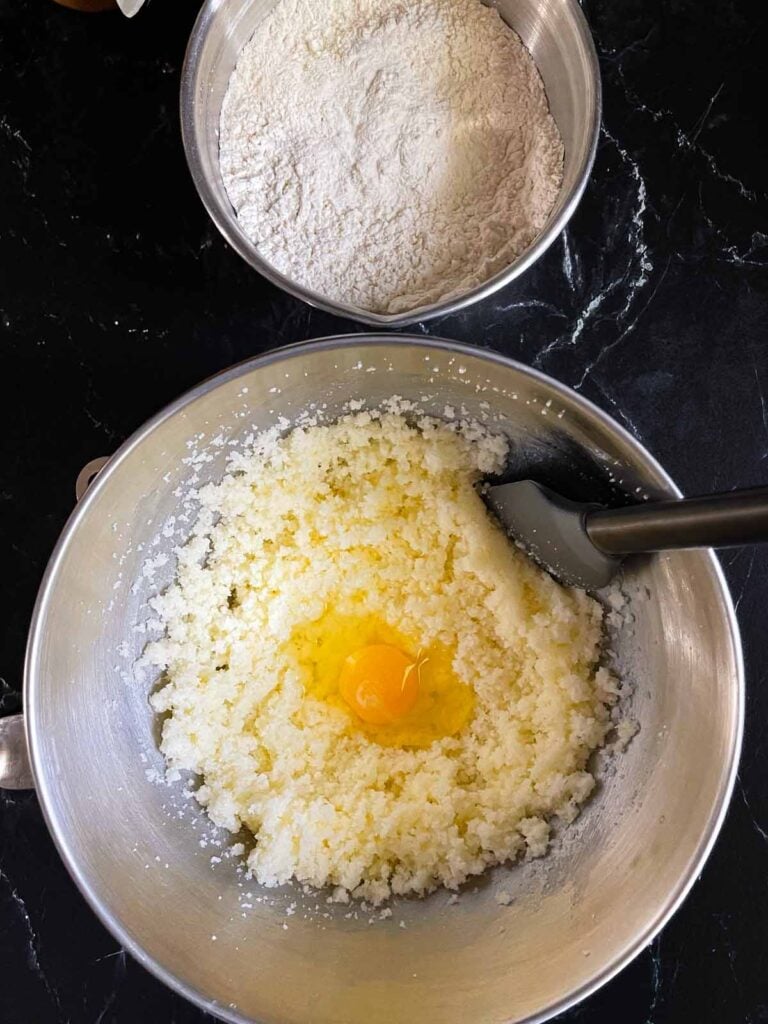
[[181, 0, 600, 326], [27, 339, 741, 1024]]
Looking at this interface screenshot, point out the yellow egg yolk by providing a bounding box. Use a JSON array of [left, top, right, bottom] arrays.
[[287, 612, 475, 748], [339, 644, 420, 725]]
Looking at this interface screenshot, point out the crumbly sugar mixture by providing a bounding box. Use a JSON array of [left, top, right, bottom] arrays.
[[219, 0, 564, 315], [146, 412, 618, 904]]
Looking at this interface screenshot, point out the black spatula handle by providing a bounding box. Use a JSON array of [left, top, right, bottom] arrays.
[[586, 486, 768, 555]]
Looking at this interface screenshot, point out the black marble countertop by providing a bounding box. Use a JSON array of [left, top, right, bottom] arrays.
[[1, 0, 767, 1021]]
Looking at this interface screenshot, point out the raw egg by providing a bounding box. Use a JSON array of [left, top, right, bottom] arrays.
[[288, 612, 474, 748]]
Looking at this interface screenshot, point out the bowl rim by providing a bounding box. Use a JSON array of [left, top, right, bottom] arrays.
[[179, 0, 603, 327], [25, 335, 744, 1024]]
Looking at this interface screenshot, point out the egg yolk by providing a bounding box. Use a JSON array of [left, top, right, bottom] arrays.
[[288, 612, 474, 748], [339, 645, 420, 725]]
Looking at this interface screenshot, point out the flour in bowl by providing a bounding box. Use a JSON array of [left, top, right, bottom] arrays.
[[219, 0, 564, 315], [144, 411, 620, 904]]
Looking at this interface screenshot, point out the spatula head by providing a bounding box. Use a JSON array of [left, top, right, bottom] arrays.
[[484, 479, 621, 590]]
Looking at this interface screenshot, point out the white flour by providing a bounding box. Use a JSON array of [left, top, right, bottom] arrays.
[[219, 0, 563, 315]]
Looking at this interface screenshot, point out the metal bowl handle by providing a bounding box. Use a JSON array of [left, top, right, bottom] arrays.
[[1, 455, 111, 791], [75, 456, 110, 502], [0, 716, 33, 789]]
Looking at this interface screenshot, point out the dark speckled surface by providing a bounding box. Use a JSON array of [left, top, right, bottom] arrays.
[[1, 0, 767, 1021]]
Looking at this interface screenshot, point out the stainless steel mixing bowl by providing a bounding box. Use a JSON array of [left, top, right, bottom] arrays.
[[180, 0, 601, 326], [7, 337, 741, 1024]]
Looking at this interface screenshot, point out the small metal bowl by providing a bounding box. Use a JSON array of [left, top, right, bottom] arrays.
[[180, 0, 601, 326]]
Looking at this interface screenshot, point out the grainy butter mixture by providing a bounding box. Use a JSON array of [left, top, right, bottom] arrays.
[[219, 0, 564, 315], [146, 411, 618, 904]]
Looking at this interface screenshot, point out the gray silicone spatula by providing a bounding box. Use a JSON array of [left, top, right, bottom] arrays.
[[484, 480, 768, 590]]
